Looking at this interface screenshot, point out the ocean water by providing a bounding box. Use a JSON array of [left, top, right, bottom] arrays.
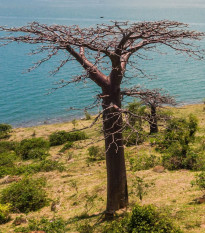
[[0, 0, 205, 127]]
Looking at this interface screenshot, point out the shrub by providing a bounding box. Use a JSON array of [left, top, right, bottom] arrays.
[[130, 176, 155, 201], [127, 101, 147, 127], [49, 131, 68, 146], [157, 115, 198, 153], [103, 204, 182, 233], [0, 124, 12, 139], [124, 127, 147, 146], [0, 141, 19, 153], [15, 138, 50, 160], [123, 101, 147, 146], [66, 131, 88, 141], [0, 177, 47, 213], [129, 153, 160, 171], [38, 159, 65, 172], [0, 203, 11, 224], [0, 152, 16, 178], [49, 130, 87, 146], [15, 217, 67, 233], [192, 172, 205, 194], [14, 159, 65, 175], [87, 146, 105, 162], [157, 115, 199, 170], [25, 148, 49, 160], [59, 142, 73, 153]]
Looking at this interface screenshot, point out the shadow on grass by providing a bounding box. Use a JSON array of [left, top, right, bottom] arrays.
[[67, 211, 104, 224], [67, 210, 128, 227]]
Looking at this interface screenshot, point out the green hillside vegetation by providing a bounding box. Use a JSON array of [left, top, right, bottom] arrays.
[[0, 103, 204, 233]]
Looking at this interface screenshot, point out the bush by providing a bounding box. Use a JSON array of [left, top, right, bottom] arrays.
[[25, 148, 49, 160], [127, 101, 147, 127], [14, 159, 65, 175], [38, 159, 65, 172], [49, 131, 68, 146], [66, 131, 88, 141], [124, 127, 147, 146], [87, 146, 105, 162], [0, 124, 12, 139], [192, 172, 205, 193], [122, 101, 148, 146], [49, 130, 87, 146], [0, 203, 11, 224], [0, 177, 47, 213], [157, 115, 199, 170], [0, 141, 19, 153], [130, 176, 155, 201], [157, 115, 198, 153], [16, 138, 50, 160], [0, 152, 16, 178], [59, 142, 73, 153], [103, 204, 182, 233], [15, 217, 67, 233], [129, 153, 160, 171]]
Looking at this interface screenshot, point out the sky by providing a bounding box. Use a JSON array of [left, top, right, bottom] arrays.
[[0, 0, 205, 8]]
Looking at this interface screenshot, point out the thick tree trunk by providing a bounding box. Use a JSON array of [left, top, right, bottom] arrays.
[[149, 106, 158, 134], [102, 88, 128, 217]]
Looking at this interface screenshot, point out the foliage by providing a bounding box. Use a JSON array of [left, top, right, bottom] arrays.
[[49, 131, 68, 146], [0, 154, 64, 177], [87, 146, 105, 162], [15, 217, 67, 233], [129, 153, 160, 171], [103, 204, 182, 233], [0, 124, 12, 139], [0, 203, 11, 224], [191, 172, 205, 194], [59, 142, 73, 153], [157, 115, 198, 170], [0, 152, 16, 178], [14, 159, 65, 174], [0, 141, 19, 153], [0, 177, 47, 213], [130, 176, 155, 201], [123, 101, 147, 146], [124, 127, 147, 146], [127, 101, 147, 126], [49, 130, 87, 146], [158, 115, 198, 152], [15, 138, 50, 160]]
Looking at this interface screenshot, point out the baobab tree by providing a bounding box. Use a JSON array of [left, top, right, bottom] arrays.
[[122, 87, 176, 134], [0, 20, 204, 216]]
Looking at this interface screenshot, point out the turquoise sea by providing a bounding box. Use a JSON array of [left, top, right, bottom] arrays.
[[0, 0, 205, 127]]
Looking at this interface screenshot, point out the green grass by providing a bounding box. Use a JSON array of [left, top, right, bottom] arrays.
[[0, 104, 204, 232]]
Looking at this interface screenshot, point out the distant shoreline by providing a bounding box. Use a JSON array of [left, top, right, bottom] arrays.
[[11, 101, 204, 129]]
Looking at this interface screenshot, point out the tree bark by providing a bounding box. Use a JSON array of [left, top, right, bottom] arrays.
[[149, 105, 158, 134], [102, 87, 128, 218]]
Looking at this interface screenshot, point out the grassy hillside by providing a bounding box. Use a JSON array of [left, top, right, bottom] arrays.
[[0, 104, 204, 233]]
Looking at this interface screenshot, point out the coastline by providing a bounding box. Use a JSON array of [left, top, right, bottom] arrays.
[[8, 103, 204, 143], [10, 101, 204, 129]]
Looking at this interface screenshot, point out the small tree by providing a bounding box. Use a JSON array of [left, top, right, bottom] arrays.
[[0, 20, 204, 216], [122, 88, 176, 134]]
